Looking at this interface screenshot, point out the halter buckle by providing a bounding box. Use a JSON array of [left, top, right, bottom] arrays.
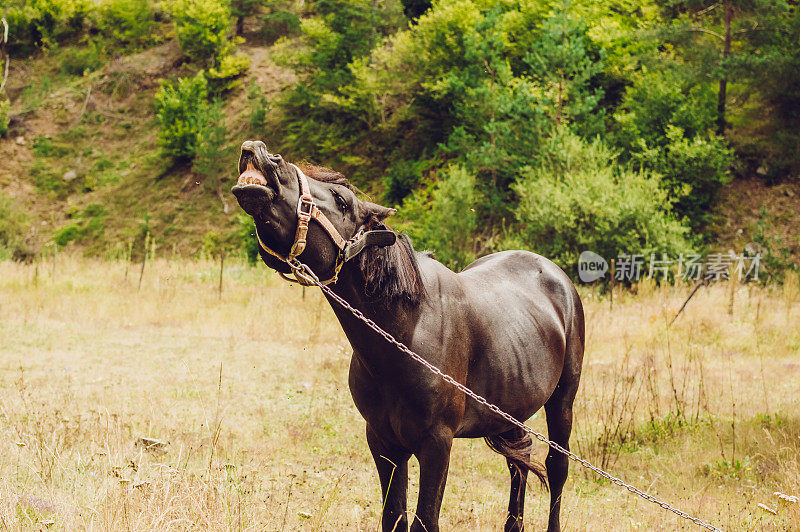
[[297, 194, 314, 220]]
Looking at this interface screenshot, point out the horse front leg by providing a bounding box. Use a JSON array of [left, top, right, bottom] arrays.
[[367, 426, 412, 532], [411, 430, 453, 532]]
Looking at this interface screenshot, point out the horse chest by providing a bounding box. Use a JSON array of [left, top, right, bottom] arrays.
[[348, 352, 456, 448]]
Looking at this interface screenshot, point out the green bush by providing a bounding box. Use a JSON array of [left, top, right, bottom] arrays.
[[154, 72, 210, 161], [259, 9, 301, 45], [60, 39, 105, 75], [205, 53, 251, 93], [634, 126, 733, 224], [397, 165, 480, 270], [4, 0, 91, 53], [506, 134, 692, 274], [238, 213, 259, 264], [193, 99, 235, 181], [54, 223, 84, 246], [95, 0, 157, 50], [383, 158, 435, 204], [614, 71, 732, 225], [0, 99, 10, 137], [0, 193, 31, 261], [169, 0, 232, 63], [54, 204, 106, 247]]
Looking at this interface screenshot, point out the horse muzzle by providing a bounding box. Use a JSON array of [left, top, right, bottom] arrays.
[[232, 183, 275, 218], [232, 140, 279, 217]]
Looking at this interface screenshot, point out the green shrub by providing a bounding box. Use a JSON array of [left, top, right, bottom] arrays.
[[506, 134, 692, 274], [4, 0, 91, 53], [54, 223, 84, 246], [0, 193, 31, 260], [614, 71, 732, 225], [193, 99, 235, 181], [634, 126, 733, 224], [54, 204, 106, 247], [205, 53, 250, 93], [30, 160, 65, 193], [32, 135, 56, 156], [95, 0, 157, 49], [238, 213, 260, 264], [60, 39, 105, 75], [169, 0, 232, 63], [0, 99, 10, 137], [246, 79, 271, 130], [397, 165, 480, 270], [154, 72, 210, 161], [259, 9, 301, 45], [383, 158, 435, 204]]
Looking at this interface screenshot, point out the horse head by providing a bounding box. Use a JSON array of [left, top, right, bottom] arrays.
[[232, 140, 397, 282]]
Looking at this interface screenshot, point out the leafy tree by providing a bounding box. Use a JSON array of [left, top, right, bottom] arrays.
[[274, 0, 405, 166], [656, 0, 783, 136], [726, 1, 800, 179], [3, 0, 91, 53], [524, 7, 604, 134]]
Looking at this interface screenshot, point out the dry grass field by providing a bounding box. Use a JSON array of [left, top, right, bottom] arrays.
[[0, 256, 798, 530]]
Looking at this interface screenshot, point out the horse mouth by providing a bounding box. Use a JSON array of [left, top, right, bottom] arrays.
[[232, 141, 276, 216], [235, 143, 270, 188]]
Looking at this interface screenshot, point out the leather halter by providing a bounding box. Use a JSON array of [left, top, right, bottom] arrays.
[[255, 164, 394, 286]]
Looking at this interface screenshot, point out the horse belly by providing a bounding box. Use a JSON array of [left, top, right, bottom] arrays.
[[456, 291, 567, 437]]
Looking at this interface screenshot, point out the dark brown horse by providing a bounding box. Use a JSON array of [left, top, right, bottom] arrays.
[[232, 141, 585, 532]]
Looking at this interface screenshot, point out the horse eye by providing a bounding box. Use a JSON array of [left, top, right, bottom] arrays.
[[332, 190, 348, 211]]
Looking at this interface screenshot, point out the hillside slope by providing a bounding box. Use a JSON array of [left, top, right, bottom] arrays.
[[0, 37, 798, 272], [1, 40, 293, 257]]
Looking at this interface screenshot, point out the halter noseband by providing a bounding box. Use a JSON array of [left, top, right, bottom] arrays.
[[254, 164, 395, 286]]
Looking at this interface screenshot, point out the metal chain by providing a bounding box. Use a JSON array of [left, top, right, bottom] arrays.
[[290, 259, 722, 531]]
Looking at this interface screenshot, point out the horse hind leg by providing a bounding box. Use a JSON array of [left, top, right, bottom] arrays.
[[543, 382, 578, 532], [485, 427, 547, 532]]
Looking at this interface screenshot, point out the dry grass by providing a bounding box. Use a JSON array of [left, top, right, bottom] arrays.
[[0, 256, 798, 530]]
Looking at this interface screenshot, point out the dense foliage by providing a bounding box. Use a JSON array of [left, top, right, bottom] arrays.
[[3, 0, 799, 275]]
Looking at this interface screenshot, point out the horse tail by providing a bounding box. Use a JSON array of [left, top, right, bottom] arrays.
[[485, 430, 548, 489]]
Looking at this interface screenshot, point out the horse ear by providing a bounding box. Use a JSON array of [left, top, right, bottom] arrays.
[[359, 201, 396, 225]]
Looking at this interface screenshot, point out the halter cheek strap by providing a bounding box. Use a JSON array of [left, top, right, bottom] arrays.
[[255, 164, 396, 286]]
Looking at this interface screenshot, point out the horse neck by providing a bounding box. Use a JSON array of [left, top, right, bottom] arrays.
[[322, 267, 419, 357]]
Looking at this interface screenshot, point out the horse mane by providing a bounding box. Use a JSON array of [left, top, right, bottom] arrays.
[[299, 163, 424, 305], [359, 232, 424, 306], [299, 164, 357, 190]]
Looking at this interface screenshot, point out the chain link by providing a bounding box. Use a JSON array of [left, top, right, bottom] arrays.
[[291, 260, 721, 531]]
